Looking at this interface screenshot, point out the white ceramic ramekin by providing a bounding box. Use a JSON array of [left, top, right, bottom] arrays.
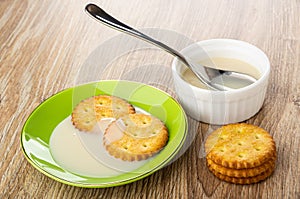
[[172, 39, 270, 125]]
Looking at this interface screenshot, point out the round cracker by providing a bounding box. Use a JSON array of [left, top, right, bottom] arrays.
[[205, 123, 276, 169], [103, 113, 169, 161], [71, 95, 135, 132], [207, 156, 276, 178], [208, 165, 275, 184]]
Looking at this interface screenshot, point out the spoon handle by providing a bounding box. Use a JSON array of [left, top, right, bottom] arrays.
[[85, 4, 190, 69], [85, 3, 221, 90]]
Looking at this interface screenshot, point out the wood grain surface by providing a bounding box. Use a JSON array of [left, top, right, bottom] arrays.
[[1, 0, 300, 198]]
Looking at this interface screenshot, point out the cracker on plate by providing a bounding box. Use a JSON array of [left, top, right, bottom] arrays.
[[103, 113, 169, 161], [71, 95, 135, 132]]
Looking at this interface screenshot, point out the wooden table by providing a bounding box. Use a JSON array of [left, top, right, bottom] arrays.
[[1, 0, 299, 198]]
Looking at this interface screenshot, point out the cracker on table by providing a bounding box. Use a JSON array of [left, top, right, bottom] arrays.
[[208, 165, 275, 184], [205, 123, 276, 169], [71, 95, 135, 132], [207, 156, 276, 178], [103, 113, 169, 161]]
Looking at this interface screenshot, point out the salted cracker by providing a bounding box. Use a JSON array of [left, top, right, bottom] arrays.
[[103, 113, 169, 161]]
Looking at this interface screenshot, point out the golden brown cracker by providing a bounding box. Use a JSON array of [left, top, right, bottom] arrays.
[[103, 113, 169, 161], [208, 165, 275, 184], [71, 95, 135, 132], [205, 123, 276, 169], [207, 157, 275, 178]]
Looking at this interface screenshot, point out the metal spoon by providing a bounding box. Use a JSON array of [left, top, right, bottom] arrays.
[[85, 3, 257, 91]]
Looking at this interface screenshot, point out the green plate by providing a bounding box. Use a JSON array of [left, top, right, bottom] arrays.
[[21, 80, 188, 188]]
